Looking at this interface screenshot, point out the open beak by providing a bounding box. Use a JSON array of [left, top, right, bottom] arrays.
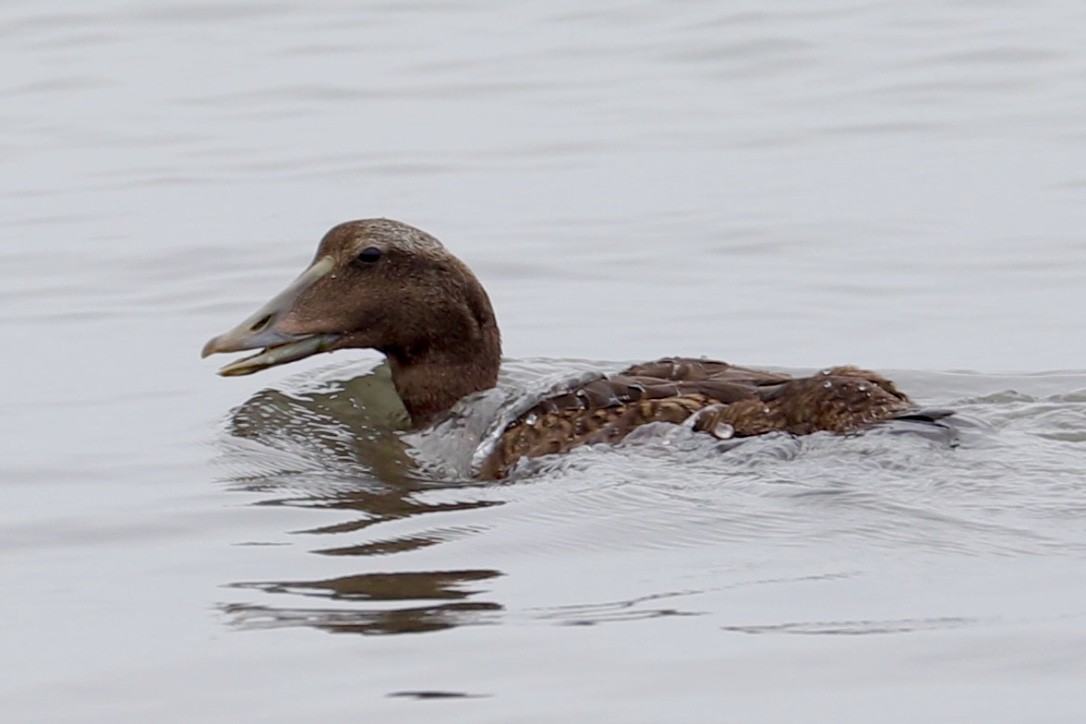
[[201, 256, 339, 376]]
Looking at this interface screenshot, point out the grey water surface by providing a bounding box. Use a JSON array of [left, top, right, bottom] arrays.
[[3, 1, 1086, 722]]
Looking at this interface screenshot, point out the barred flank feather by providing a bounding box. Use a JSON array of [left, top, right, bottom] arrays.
[[477, 358, 916, 479]]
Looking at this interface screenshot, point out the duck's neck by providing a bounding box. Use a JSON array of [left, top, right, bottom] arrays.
[[385, 322, 501, 427]]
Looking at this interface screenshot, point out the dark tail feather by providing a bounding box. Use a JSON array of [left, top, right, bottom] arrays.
[[879, 407, 986, 447], [891, 407, 956, 423]]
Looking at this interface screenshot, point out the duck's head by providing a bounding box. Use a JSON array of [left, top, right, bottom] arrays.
[[202, 219, 502, 424]]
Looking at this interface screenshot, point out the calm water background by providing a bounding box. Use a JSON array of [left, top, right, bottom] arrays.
[[3, 1, 1086, 721]]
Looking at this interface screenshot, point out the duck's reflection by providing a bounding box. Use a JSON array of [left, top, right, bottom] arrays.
[[217, 366, 505, 636], [225, 570, 503, 635]]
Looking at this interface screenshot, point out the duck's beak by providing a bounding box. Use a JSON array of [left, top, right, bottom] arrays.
[[201, 256, 340, 376]]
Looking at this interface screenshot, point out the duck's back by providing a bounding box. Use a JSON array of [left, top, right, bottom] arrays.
[[477, 357, 923, 479]]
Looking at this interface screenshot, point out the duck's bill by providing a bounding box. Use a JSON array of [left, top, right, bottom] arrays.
[[213, 334, 339, 376], [201, 255, 338, 375]]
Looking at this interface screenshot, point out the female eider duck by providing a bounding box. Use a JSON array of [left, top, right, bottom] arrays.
[[202, 219, 951, 479]]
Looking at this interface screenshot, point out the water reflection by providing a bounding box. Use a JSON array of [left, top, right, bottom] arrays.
[[216, 364, 505, 635], [531, 588, 707, 626], [722, 616, 976, 636], [225, 570, 503, 635]]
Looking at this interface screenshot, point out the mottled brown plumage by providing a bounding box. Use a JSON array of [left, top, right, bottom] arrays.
[[475, 359, 917, 478], [203, 219, 946, 480]]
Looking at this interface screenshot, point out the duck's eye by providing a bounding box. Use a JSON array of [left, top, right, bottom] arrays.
[[355, 246, 382, 264]]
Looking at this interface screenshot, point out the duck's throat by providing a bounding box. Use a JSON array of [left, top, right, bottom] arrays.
[[385, 329, 501, 427]]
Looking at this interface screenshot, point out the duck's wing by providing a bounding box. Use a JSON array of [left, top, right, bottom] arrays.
[[618, 357, 792, 386], [476, 377, 738, 479], [477, 357, 924, 479]]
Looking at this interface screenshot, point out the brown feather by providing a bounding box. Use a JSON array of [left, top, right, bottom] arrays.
[[477, 358, 915, 479]]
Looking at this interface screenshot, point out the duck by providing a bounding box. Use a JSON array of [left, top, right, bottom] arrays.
[[202, 218, 952, 479]]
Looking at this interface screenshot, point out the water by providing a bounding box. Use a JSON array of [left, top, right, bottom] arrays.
[[3, 1, 1086, 721]]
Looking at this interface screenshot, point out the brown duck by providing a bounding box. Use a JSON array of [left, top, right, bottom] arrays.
[[202, 219, 951, 479]]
